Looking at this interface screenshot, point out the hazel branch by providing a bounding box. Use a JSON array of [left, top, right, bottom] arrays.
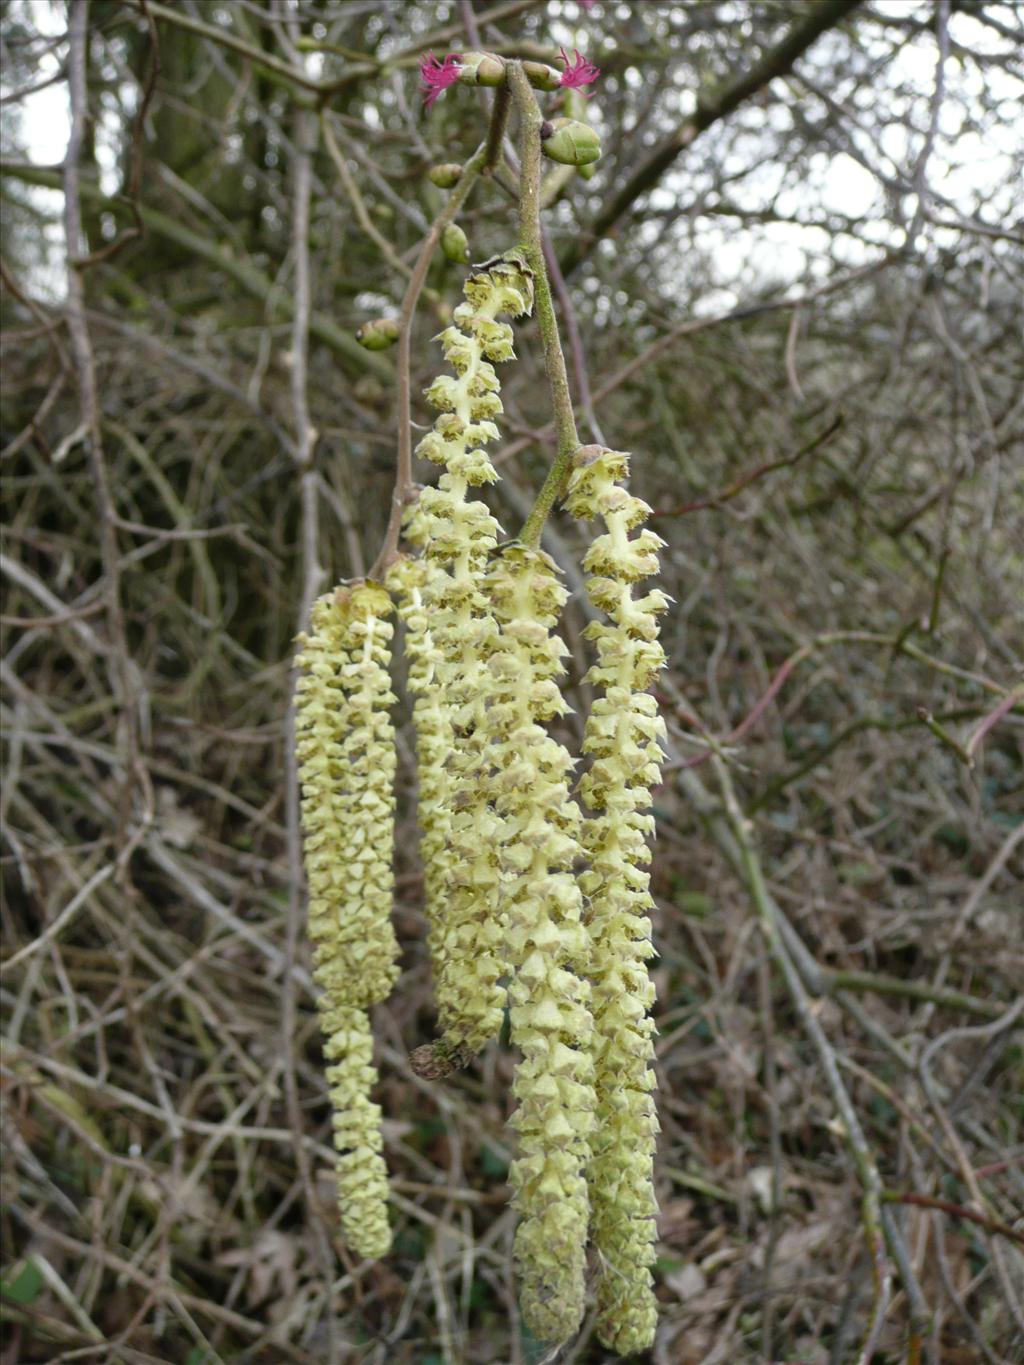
[[505, 63, 581, 549]]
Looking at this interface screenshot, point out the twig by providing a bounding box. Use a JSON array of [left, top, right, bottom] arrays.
[[915, 706, 974, 767], [0, 864, 115, 973], [784, 304, 805, 403], [883, 1191, 1024, 1247], [543, 229, 606, 445], [506, 62, 581, 548], [668, 715, 935, 1358], [965, 685, 1024, 759], [559, 0, 865, 276], [491, 257, 890, 474], [321, 114, 413, 281], [367, 95, 509, 580], [278, 90, 340, 1363], [707, 745, 897, 1364], [652, 414, 842, 519], [62, 0, 150, 868]]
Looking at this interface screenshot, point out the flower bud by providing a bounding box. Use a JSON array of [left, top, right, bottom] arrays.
[[541, 118, 601, 168], [457, 50, 506, 87], [428, 162, 463, 189], [356, 318, 399, 351], [441, 222, 471, 264], [559, 92, 599, 177], [522, 60, 561, 92]]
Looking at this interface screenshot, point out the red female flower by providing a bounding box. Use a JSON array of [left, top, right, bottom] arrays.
[[558, 48, 600, 95], [420, 52, 462, 109]]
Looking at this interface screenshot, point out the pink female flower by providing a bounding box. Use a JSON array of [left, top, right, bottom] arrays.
[[420, 52, 462, 109], [580, 0, 596, 8], [559, 48, 600, 95]]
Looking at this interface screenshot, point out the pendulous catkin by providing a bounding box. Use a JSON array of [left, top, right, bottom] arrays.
[[387, 550, 452, 991], [294, 583, 399, 1260], [485, 542, 596, 1343], [564, 446, 669, 1354], [294, 272, 671, 1348], [412, 252, 534, 1061]]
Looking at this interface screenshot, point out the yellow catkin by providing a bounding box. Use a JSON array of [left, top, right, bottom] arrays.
[[486, 543, 596, 1344], [564, 447, 669, 1354], [386, 551, 453, 989], [294, 582, 399, 1260], [413, 252, 534, 1057]]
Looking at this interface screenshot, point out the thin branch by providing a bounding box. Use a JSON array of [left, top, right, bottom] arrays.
[[652, 414, 843, 519], [559, 0, 865, 276], [506, 62, 580, 548], [543, 229, 606, 445], [492, 255, 891, 475], [62, 0, 150, 867], [321, 114, 412, 281], [367, 94, 509, 580], [706, 744, 898, 1364], [883, 1190, 1024, 1248]]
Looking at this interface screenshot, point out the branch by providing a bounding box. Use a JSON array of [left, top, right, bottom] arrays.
[[62, 0, 150, 868], [559, 0, 864, 277], [506, 63, 581, 548], [652, 414, 843, 519], [883, 1190, 1024, 1247], [367, 89, 509, 580]]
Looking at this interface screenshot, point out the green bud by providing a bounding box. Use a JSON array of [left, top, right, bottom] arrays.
[[356, 318, 399, 351], [428, 162, 463, 189], [522, 60, 561, 92], [441, 223, 471, 264], [578, 161, 598, 181], [541, 118, 602, 168], [457, 51, 506, 87]]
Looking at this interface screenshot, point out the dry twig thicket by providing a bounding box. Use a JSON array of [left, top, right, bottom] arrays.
[[1, 1, 1022, 1362]]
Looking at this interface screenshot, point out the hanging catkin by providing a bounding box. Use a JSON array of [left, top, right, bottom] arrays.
[[564, 446, 668, 1354], [411, 252, 534, 1063], [295, 582, 399, 1259], [485, 542, 596, 1343]]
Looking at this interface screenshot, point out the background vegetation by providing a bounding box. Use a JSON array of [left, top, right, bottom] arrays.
[[1, 1, 1021, 1361]]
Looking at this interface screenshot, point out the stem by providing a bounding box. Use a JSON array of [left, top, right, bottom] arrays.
[[367, 111, 503, 580], [484, 84, 512, 172], [506, 63, 581, 549]]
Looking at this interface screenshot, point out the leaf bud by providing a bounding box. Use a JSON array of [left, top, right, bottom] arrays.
[[428, 162, 463, 189], [441, 223, 471, 264], [355, 317, 399, 351], [541, 118, 601, 167]]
